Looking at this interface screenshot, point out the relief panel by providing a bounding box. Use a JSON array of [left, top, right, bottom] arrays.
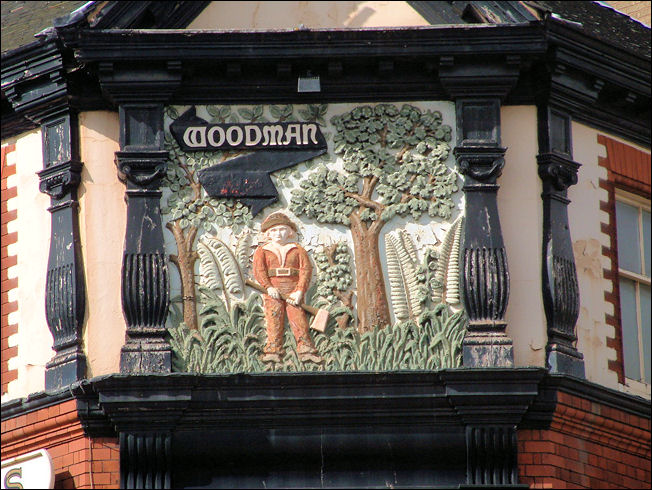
[[161, 102, 466, 373]]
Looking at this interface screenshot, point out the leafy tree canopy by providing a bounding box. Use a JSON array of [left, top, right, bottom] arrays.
[[290, 103, 457, 226]]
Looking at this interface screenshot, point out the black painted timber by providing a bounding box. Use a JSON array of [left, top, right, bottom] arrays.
[[2, 370, 649, 488]]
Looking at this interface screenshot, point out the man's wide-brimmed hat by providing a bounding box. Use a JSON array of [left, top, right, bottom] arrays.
[[260, 212, 298, 233]]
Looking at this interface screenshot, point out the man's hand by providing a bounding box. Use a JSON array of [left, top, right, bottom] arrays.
[[287, 290, 303, 306], [267, 287, 281, 299]]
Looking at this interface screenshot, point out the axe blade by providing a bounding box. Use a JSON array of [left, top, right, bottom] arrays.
[[309, 308, 329, 333]]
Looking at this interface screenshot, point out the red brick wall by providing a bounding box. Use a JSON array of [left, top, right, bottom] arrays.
[[1, 143, 18, 395], [1, 400, 120, 489], [597, 135, 651, 384], [519, 391, 651, 489]]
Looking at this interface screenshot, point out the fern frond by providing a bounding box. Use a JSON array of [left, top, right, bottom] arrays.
[[386, 232, 423, 321], [445, 217, 463, 305], [198, 235, 245, 310], [235, 230, 253, 274], [385, 233, 409, 321], [434, 215, 463, 304]]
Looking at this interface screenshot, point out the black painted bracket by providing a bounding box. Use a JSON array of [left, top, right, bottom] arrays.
[[37, 109, 87, 390], [452, 98, 514, 368], [537, 107, 584, 378]]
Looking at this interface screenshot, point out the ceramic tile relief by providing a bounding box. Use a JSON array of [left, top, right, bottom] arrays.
[[162, 102, 465, 372]]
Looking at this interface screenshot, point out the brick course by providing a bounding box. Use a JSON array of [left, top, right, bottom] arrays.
[[1, 400, 120, 489], [1, 143, 18, 395], [519, 391, 651, 489]]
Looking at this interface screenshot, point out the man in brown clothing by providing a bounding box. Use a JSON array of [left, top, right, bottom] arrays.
[[253, 212, 322, 364]]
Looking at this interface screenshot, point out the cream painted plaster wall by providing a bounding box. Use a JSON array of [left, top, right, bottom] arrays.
[[499, 106, 546, 367], [1, 130, 53, 402], [78, 111, 125, 377], [570, 121, 650, 397], [188, 1, 430, 30]]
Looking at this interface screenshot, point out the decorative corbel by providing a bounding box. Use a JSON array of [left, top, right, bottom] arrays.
[[537, 107, 584, 378]]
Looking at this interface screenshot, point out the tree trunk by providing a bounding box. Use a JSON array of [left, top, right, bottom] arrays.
[[350, 217, 391, 333], [167, 222, 199, 331]]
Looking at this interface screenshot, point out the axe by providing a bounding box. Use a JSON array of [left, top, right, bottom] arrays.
[[245, 279, 329, 333]]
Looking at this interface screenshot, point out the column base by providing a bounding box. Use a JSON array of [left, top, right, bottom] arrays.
[[547, 348, 585, 378], [120, 339, 172, 374], [45, 351, 87, 390], [463, 333, 514, 367]]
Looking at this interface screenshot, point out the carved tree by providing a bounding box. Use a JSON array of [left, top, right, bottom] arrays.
[[291, 104, 458, 333]]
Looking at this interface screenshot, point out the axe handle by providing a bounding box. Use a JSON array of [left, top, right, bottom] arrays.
[[245, 279, 320, 316]]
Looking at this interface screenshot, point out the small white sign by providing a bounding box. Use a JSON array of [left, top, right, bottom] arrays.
[[1, 449, 54, 489]]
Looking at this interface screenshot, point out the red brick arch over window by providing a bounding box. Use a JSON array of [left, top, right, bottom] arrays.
[[597, 134, 651, 384], [1, 143, 18, 395]]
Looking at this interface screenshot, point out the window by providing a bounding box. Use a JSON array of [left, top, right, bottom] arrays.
[[615, 192, 651, 384]]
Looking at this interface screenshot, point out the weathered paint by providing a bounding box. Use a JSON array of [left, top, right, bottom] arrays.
[[1, 130, 53, 402], [78, 111, 125, 377], [570, 121, 650, 397]]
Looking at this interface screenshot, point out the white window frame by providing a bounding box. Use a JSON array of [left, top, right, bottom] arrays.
[[615, 189, 650, 386]]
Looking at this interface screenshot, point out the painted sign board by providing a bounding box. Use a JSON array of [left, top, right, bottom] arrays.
[[1, 449, 55, 489], [170, 107, 327, 151]]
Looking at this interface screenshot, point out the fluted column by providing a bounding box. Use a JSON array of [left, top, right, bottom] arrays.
[[117, 105, 171, 374], [537, 107, 584, 378], [453, 99, 513, 367], [37, 109, 87, 389]]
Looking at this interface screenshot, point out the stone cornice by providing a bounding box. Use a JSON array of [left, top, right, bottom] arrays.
[[2, 370, 649, 438], [3, 21, 649, 145]]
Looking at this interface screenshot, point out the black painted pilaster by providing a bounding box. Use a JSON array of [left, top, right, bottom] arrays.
[[465, 425, 519, 486], [440, 57, 519, 368], [37, 108, 87, 390], [2, 39, 88, 390], [96, 61, 181, 374], [116, 105, 171, 374], [453, 99, 513, 367], [537, 107, 584, 378], [120, 432, 172, 489]]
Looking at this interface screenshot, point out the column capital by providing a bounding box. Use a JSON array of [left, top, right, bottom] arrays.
[[115, 150, 169, 187], [537, 152, 581, 194]]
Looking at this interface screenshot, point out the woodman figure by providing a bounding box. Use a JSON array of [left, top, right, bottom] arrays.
[[252, 213, 322, 364]]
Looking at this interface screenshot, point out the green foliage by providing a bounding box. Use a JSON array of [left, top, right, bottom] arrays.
[[167, 288, 267, 373], [313, 242, 353, 304], [167, 299, 465, 373], [291, 103, 458, 225]]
